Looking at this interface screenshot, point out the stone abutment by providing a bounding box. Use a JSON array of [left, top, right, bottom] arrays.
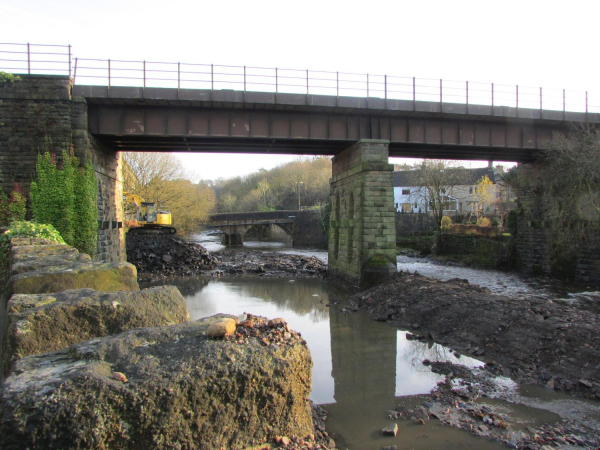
[[0, 75, 123, 262]]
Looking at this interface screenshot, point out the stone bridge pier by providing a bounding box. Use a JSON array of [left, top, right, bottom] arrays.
[[219, 225, 251, 246], [328, 140, 397, 287]]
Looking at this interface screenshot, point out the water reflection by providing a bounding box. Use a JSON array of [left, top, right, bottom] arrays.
[[188, 231, 328, 262]]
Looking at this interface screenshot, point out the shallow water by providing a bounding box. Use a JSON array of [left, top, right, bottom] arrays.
[[141, 273, 600, 449], [171, 232, 600, 447]]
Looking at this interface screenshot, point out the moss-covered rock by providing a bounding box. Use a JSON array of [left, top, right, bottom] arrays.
[[2, 286, 189, 375], [8, 261, 139, 296], [0, 314, 313, 450], [4, 239, 139, 298]]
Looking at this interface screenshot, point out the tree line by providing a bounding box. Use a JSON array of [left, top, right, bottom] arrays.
[[122, 154, 332, 235], [210, 157, 331, 213]]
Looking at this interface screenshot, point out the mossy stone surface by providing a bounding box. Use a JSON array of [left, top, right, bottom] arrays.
[[3, 286, 189, 375], [0, 314, 313, 450]]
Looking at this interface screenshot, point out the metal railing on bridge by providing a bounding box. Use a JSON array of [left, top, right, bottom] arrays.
[[1, 42, 599, 116]]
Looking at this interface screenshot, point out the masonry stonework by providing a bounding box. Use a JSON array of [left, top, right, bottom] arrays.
[[516, 163, 600, 285], [328, 140, 396, 286], [0, 75, 123, 262]]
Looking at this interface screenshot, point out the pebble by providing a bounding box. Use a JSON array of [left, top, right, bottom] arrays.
[[111, 372, 127, 383], [381, 423, 398, 436], [207, 318, 237, 338], [268, 317, 286, 327]]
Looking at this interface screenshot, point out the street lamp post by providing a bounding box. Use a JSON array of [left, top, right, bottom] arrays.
[[297, 181, 304, 210]]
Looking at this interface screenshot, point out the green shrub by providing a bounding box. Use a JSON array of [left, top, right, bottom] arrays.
[[0, 221, 65, 297], [490, 217, 500, 227], [0, 71, 21, 83], [476, 217, 491, 227], [1, 220, 65, 243], [441, 216, 453, 230]]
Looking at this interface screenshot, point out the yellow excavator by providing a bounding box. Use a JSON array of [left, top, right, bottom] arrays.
[[123, 193, 176, 235]]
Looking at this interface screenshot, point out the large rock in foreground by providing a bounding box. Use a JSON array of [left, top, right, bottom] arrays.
[[2, 286, 189, 376], [0, 314, 314, 449]]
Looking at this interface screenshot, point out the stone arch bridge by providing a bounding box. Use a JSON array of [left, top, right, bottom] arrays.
[[206, 211, 298, 246]]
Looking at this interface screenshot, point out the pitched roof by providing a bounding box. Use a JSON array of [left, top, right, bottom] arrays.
[[393, 168, 496, 187]]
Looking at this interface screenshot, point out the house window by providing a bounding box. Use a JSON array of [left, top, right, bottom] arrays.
[[402, 189, 410, 195]]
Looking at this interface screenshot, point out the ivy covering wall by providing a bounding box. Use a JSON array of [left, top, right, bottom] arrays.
[[30, 149, 98, 257]]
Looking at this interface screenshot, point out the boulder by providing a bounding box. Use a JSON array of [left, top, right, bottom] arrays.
[[2, 286, 189, 376], [0, 314, 314, 449], [8, 261, 139, 296], [5, 239, 139, 298]]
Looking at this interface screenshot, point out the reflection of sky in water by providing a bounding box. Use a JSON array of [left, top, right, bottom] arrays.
[[395, 332, 482, 396], [178, 276, 485, 405]]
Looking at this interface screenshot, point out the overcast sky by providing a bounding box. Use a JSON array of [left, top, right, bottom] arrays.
[[1, 0, 597, 180]]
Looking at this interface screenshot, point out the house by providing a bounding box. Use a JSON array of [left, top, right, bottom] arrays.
[[393, 166, 513, 217]]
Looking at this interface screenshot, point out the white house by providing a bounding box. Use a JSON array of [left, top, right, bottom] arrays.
[[393, 167, 504, 216]]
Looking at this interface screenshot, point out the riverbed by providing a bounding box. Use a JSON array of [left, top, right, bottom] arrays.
[[161, 232, 600, 449]]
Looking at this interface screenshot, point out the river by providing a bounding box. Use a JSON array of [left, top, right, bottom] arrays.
[[141, 232, 600, 449]]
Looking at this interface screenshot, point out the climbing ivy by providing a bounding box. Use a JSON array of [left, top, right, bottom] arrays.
[[73, 161, 99, 256], [0, 189, 9, 227], [0, 183, 27, 227], [8, 183, 27, 223], [30, 149, 98, 257]]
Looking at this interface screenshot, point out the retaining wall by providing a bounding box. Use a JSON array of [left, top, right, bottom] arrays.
[[0, 75, 123, 262]]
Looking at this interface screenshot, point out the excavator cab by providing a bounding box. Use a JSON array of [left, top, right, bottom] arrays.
[[124, 193, 176, 234]]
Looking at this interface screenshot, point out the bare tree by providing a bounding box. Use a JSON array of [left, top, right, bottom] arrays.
[[412, 160, 469, 230], [123, 152, 216, 235]]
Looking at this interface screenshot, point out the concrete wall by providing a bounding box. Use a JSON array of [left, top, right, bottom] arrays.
[[0, 75, 123, 262]]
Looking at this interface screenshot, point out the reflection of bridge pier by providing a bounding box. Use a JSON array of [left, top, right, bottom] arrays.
[[328, 307, 397, 405]]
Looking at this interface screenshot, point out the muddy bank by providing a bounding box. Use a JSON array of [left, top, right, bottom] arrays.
[[391, 361, 600, 449], [215, 249, 326, 278], [126, 234, 326, 282], [350, 272, 600, 399]]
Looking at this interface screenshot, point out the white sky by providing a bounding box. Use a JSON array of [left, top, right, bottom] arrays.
[[1, 0, 598, 180]]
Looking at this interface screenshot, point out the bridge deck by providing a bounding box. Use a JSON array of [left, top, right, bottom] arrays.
[[75, 86, 600, 163]]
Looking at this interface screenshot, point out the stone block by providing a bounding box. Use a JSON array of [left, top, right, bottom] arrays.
[[0, 314, 313, 449], [3, 286, 189, 375], [8, 261, 139, 296]]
